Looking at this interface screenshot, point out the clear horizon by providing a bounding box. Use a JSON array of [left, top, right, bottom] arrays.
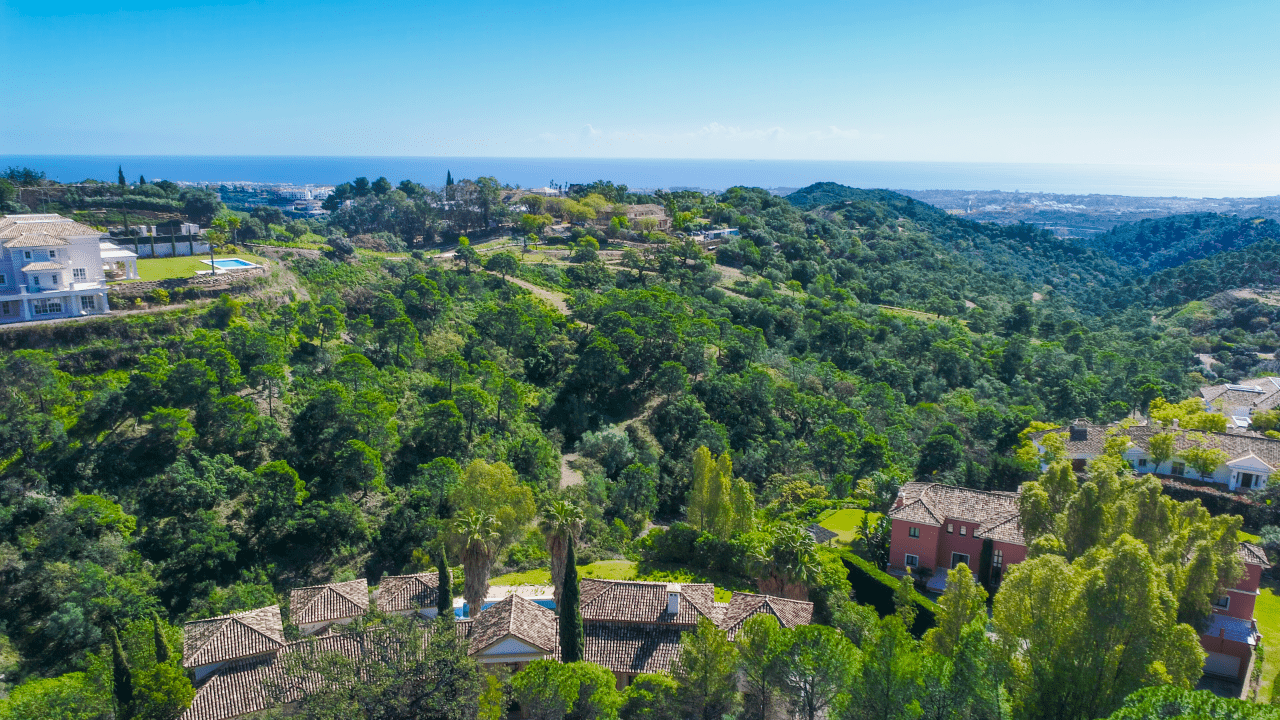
[[3, 1, 1278, 169]]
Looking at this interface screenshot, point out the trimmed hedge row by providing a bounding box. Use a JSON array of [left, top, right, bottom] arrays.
[[839, 550, 937, 637]]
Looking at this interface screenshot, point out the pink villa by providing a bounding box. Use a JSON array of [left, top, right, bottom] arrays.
[[1201, 542, 1269, 680], [887, 481, 1270, 681], [887, 482, 1027, 592]]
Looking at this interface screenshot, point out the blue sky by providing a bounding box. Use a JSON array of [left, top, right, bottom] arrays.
[[3, 0, 1278, 168]]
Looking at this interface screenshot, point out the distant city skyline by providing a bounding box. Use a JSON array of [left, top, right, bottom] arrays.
[[3, 0, 1278, 178]]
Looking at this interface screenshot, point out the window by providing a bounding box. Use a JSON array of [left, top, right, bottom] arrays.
[[80, 295, 96, 310], [959, 525, 967, 536], [904, 554, 919, 568], [951, 552, 970, 569], [993, 549, 1003, 567], [1171, 461, 1185, 476], [909, 527, 919, 538], [73, 268, 87, 282], [1, 302, 9, 315], [23, 250, 31, 260], [1214, 595, 1231, 609], [1138, 458, 1148, 467], [0, 274, 6, 285], [31, 298, 62, 315], [32, 275, 40, 286], [946, 523, 954, 534], [51, 274, 59, 285], [48, 249, 57, 259]]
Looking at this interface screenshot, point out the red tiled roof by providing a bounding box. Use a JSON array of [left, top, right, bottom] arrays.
[[375, 572, 439, 613], [1239, 542, 1271, 568], [467, 595, 557, 655], [583, 622, 687, 675], [889, 483, 1024, 546], [718, 592, 814, 639], [183, 606, 286, 669], [289, 579, 368, 625], [580, 579, 719, 626]]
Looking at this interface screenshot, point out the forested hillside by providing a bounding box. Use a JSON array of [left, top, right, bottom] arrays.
[[4, 174, 1280, 718]]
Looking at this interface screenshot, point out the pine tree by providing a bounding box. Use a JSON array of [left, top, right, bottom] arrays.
[[118, 166, 126, 186], [138, 174, 147, 185], [559, 536, 584, 663], [152, 611, 171, 664], [436, 547, 453, 619], [109, 626, 134, 718]]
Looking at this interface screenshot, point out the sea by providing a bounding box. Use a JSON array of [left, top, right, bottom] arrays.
[[4, 156, 1279, 199]]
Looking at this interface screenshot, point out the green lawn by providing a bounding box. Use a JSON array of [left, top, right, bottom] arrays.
[[115, 252, 270, 283], [1241, 530, 1262, 544], [1255, 585, 1280, 700], [491, 560, 740, 601], [818, 508, 883, 543]]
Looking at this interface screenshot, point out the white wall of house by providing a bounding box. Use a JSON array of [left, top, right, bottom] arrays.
[[298, 615, 360, 636], [1, 232, 113, 324]]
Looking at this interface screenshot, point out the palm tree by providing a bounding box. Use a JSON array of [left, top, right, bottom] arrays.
[[539, 499, 584, 609], [454, 511, 499, 617], [748, 524, 820, 600]]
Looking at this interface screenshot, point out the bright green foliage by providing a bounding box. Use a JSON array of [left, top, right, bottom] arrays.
[[1179, 436, 1230, 480], [449, 459, 536, 548], [619, 673, 681, 720], [1107, 685, 1274, 719], [780, 624, 861, 720], [510, 660, 621, 720], [923, 562, 987, 658], [671, 617, 740, 720], [994, 536, 1206, 720], [687, 446, 753, 539], [1148, 432, 1177, 474], [109, 627, 133, 718], [843, 615, 924, 720], [0, 673, 110, 720], [735, 614, 790, 720]]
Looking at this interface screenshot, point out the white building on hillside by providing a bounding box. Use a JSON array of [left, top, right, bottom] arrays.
[[0, 214, 136, 324]]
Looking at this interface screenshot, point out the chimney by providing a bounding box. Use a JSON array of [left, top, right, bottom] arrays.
[[1069, 422, 1088, 442], [666, 584, 681, 615], [1172, 418, 1180, 429]]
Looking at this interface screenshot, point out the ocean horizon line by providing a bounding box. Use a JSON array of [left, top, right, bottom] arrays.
[[4, 154, 1279, 199]]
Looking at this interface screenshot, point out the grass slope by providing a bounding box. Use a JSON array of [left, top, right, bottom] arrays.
[[818, 508, 883, 544], [117, 252, 270, 283], [491, 560, 743, 601], [1255, 585, 1280, 700]]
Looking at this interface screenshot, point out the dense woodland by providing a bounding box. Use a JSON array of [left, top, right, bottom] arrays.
[[4, 166, 1280, 719]]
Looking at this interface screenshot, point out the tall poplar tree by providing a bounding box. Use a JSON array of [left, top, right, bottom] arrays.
[[436, 546, 453, 619], [152, 611, 171, 664], [109, 626, 134, 718], [559, 535, 584, 663]]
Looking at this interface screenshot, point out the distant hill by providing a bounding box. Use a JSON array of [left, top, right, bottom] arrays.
[[1084, 213, 1280, 274]]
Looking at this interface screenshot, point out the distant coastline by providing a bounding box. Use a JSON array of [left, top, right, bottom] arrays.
[[4, 155, 1278, 199]]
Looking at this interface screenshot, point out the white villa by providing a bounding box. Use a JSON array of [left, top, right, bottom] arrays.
[[0, 214, 139, 324], [1030, 421, 1277, 492], [1200, 379, 1280, 428]]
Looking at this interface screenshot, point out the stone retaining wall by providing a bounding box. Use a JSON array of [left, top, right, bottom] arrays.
[[108, 267, 268, 298]]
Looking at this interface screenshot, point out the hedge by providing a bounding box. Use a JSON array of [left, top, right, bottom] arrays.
[[839, 550, 937, 637]]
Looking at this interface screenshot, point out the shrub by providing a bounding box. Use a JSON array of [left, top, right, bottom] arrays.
[[147, 288, 170, 305], [839, 550, 937, 637]]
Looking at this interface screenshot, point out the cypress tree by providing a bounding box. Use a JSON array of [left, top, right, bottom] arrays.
[[109, 626, 134, 718], [118, 166, 126, 186], [152, 611, 171, 664], [436, 548, 453, 619], [138, 174, 147, 185], [559, 536, 584, 662]]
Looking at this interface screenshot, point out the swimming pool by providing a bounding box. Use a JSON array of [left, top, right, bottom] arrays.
[[208, 258, 258, 269]]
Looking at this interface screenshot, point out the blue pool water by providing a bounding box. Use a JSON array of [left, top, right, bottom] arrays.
[[211, 258, 256, 269], [457, 598, 555, 617]]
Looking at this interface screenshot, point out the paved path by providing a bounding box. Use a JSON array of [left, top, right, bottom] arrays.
[[559, 453, 584, 489]]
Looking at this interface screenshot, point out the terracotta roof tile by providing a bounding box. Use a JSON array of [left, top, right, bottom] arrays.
[[580, 579, 719, 626], [4, 232, 70, 248], [289, 579, 368, 625], [0, 214, 102, 239], [467, 595, 557, 654], [583, 622, 687, 675], [718, 592, 814, 639], [375, 572, 439, 613], [890, 483, 1024, 545], [1037, 422, 1280, 472], [1239, 542, 1271, 568], [183, 606, 286, 669]]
